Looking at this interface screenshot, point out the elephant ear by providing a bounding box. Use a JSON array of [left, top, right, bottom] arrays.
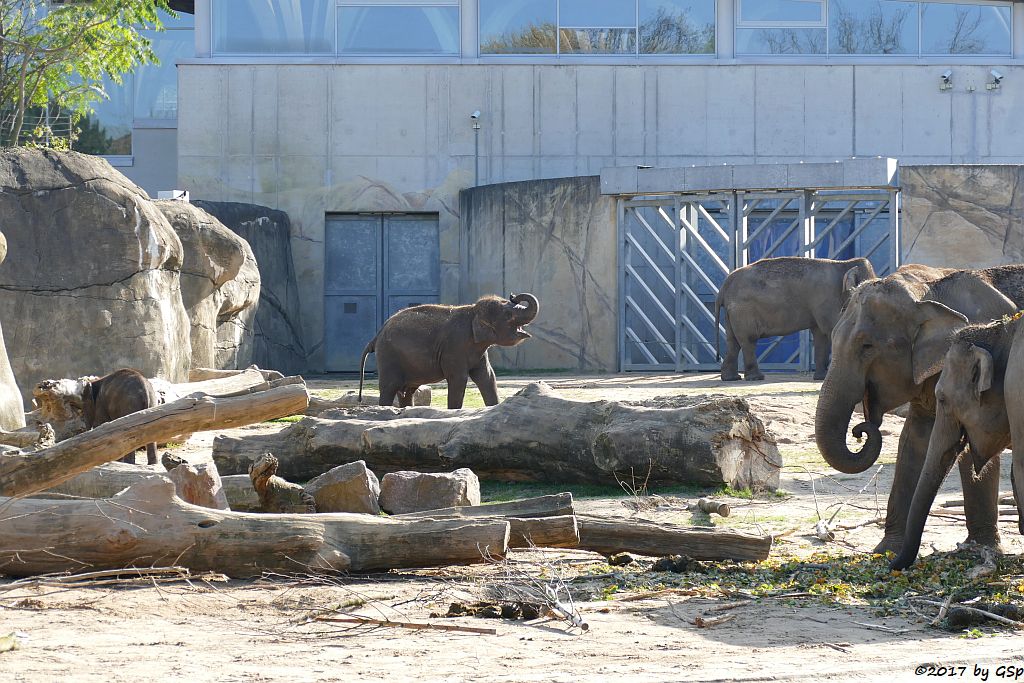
[[912, 300, 969, 386], [472, 313, 497, 345], [969, 345, 994, 401], [842, 266, 866, 295]]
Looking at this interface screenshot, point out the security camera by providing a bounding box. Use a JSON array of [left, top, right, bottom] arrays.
[[987, 69, 1004, 90], [470, 111, 481, 119], [991, 69, 1003, 83], [940, 70, 953, 91]]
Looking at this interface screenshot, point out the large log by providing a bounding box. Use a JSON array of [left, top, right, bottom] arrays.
[[305, 386, 432, 414], [0, 383, 310, 498], [188, 366, 284, 382], [213, 383, 781, 489], [0, 478, 510, 578], [577, 516, 772, 562]]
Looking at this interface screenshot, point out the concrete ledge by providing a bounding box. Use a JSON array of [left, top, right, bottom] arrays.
[[601, 158, 898, 195]]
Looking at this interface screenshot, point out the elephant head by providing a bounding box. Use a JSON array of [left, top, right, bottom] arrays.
[[815, 278, 971, 474], [891, 327, 1013, 569], [471, 292, 539, 347]]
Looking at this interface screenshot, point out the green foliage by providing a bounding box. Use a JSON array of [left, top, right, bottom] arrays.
[[266, 415, 305, 424], [0, 0, 170, 146]]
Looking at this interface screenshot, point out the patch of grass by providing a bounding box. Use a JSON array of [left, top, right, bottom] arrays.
[[265, 414, 305, 424], [720, 485, 754, 499]]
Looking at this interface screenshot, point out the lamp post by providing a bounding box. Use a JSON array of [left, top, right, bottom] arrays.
[[471, 111, 481, 186]]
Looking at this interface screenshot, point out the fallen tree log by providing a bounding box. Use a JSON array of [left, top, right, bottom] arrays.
[[0, 383, 309, 498], [305, 386, 432, 415], [213, 383, 781, 489], [188, 366, 285, 382], [576, 515, 772, 562], [0, 478, 510, 577]]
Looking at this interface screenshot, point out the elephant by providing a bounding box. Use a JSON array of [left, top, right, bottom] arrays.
[[81, 368, 160, 465], [891, 316, 1024, 569], [357, 293, 539, 409], [815, 264, 1024, 554], [715, 257, 876, 381]]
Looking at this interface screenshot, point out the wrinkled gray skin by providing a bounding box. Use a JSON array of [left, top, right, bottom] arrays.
[[358, 293, 539, 409], [716, 257, 876, 381], [815, 264, 1024, 554], [891, 318, 1023, 569], [82, 368, 160, 465]]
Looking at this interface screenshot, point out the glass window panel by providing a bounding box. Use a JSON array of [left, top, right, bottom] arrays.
[[828, 0, 917, 54], [639, 0, 715, 54], [75, 74, 133, 155], [480, 0, 556, 54], [135, 25, 194, 119], [212, 0, 334, 54], [921, 3, 1011, 55], [338, 6, 459, 54], [559, 27, 637, 53], [737, 0, 825, 25], [735, 27, 826, 53], [558, 0, 636, 27]]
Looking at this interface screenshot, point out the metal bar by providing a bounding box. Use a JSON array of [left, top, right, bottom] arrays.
[[696, 203, 731, 244], [632, 209, 676, 262], [762, 214, 802, 259], [864, 230, 890, 261], [832, 201, 888, 256], [674, 196, 684, 371], [680, 218, 731, 276], [624, 295, 675, 356], [679, 280, 720, 325], [742, 197, 794, 248], [618, 199, 627, 371], [741, 196, 763, 218], [624, 233, 676, 293], [625, 265, 676, 325], [624, 327, 662, 366], [679, 248, 727, 294], [809, 200, 858, 251], [890, 189, 901, 269]]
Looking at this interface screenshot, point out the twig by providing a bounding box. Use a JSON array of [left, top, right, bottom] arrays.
[[930, 596, 953, 627], [707, 599, 753, 612], [913, 599, 1024, 629], [313, 616, 496, 635], [833, 516, 884, 531], [612, 588, 700, 602], [852, 621, 913, 633], [693, 613, 735, 628]]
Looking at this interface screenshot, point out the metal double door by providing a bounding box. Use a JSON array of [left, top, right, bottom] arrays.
[[324, 214, 440, 372]]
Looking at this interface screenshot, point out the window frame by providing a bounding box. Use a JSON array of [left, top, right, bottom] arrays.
[[336, 1, 462, 56], [735, 0, 827, 28]]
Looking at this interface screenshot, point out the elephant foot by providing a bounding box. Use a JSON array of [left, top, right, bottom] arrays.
[[812, 372, 827, 381], [872, 535, 903, 556], [743, 373, 765, 382], [960, 533, 1003, 554], [721, 373, 741, 382]]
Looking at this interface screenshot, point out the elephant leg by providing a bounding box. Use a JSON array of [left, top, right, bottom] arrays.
[[446, 373, 469, 409], [469, 362, 499, 406], [397, 388, 415, 408], [875, 412, 933, 554], [378, 382, 400, 407], [812, 327, 830, 381], [959, 452, 1002, 551], [720, 313, 741, 382], [146, 442, 158, 466], [1012, 449, 1024, 536], [740, 335, 764, 381]]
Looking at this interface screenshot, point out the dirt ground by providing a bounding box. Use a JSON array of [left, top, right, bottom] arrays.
[[3, 373, 1024, 682]]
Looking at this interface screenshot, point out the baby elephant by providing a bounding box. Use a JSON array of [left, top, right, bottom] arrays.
[[358, 293, 539, 409], [81, 368, 160, 465], [715, 256, 876, 381], [891, 315, 1024, 570]]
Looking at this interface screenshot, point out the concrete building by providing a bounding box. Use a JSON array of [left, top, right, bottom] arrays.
[[101, 0, 1024, 374]]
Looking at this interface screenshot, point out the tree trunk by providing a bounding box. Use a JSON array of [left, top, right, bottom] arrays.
[[213, 383, 781, 490], [188, 366, 284, 382], [305, 386, 432, 415], [0, 383, 309, 499], [0, 478, 510, 578], [577, 516, 772, 561]]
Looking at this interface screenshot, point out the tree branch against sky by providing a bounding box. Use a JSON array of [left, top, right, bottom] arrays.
[[0, 0, 171, 146]]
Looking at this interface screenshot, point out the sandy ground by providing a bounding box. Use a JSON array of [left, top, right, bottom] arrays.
[[3, 373, 1024, 683]]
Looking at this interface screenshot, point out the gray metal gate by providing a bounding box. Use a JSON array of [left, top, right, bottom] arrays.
[[620, 189, 899, 372], [324, 214, 440, 372]]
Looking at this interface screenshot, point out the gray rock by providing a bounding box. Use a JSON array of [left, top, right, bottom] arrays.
[[165, 461, 229, 510], [378, 468, 481, 515], [303, 460, 381, 514], [192, 201, 306, 374], [155, 200, 260, 370], [0, 149, 191, 405], [0, 230, 22, 430]]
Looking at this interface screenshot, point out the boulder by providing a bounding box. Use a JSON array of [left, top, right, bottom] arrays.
[[165, 462, 230, 510], [221, 473, 260, 512], [378, 468, 481, 515], [0, 230, 23, 430], [155, 200, 260, 370], [303, 460, 381, 514], [193, 201, 306, 374], [0, 149, 191, 405]]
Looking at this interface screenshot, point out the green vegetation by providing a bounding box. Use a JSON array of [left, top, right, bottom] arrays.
[[266, 414, 305, 424]]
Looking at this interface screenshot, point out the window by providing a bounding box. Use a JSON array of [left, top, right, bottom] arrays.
[[480, 0, 715, 55], [213, 0, 335, 54], [338, 3, 459, 55], [737, 0, 1012, 56]]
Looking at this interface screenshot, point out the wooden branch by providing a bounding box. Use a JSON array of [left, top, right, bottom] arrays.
[[941, 495, 1016, 508], [696, 498, 731, 517], [0, 478, 510, 578], [577, 515, 772, 562], [188, 367, 284, 382], [313, 616, 497, 635], [393, 493, 575, 520], [0, 383, 310, 499], [400, 513, 578, 549]]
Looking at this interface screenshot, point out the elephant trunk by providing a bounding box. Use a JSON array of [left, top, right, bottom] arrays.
[[510, 292, 539, 324], [890, 414, 962, 569], [814, 370, 883, 475]]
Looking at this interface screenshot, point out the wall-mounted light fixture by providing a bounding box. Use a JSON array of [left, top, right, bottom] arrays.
[[987, 69, 1003, 91], [471, 111, 482, 186], [940, 69, 953, 91]]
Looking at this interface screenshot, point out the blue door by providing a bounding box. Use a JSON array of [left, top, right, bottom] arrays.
[[324, 214, 440, 372]]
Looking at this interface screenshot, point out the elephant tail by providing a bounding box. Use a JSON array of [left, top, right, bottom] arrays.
[[357, 338, 375, 404]]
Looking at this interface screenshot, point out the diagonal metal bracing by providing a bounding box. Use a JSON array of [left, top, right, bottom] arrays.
[[831, 202, 889, 257], [763, 215, 803, 258], [631, 210, 676, 262], [624, 294, 674, 354], [625, 264, 675, 326], [624, 327, 663, 366], [742, 197, 795, 249], [624, 233, 675, 293], [695, 203, 731, 244]]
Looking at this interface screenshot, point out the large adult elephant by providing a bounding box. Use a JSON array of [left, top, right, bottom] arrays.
[[814, 265, 1024, 554], [358, 293, 539, 409]]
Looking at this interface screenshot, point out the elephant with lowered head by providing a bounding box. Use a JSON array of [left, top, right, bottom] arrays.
[[715, 256, 876, 381], [358, 293, 539, 409], [890, 316, 1024, 569], [815, 265, 1024, 554]]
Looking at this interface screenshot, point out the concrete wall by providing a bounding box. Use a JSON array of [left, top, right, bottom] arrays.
[[176, 62, 1024, 371], [118, 127, 179, 197], [902, 165, 1024, 268], [460, 176, 617, 371]]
